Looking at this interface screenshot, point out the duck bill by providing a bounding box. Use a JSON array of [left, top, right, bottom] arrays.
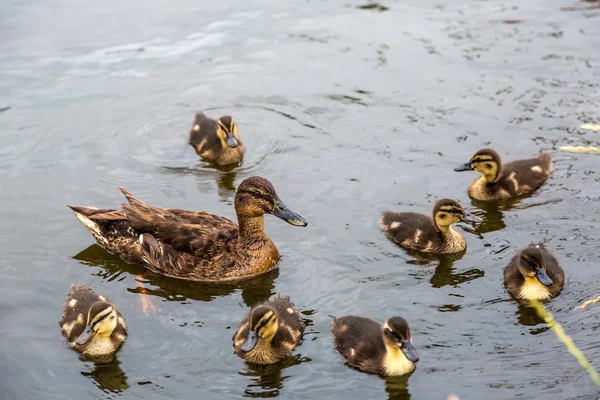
[[272, 196, 307, 227], [225, 133, 239, 148], [461, 212, 482, 224], [536, 269, 553, 286], [454, 162, 473, 172], [76, 325, 96, 346], [401, 340, 419, 363], [240, 330, 258, 353]]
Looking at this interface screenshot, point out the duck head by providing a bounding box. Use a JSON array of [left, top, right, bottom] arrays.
[[433, 198, 481, 232], [382, 317, 419, 363], [454, 148, 502, 183], [76, 301, 118, 346], [234, 176, 307, 227], [240, 305, 279, 353], [216, 116, 242, 148], [517, 246, 553, 286]]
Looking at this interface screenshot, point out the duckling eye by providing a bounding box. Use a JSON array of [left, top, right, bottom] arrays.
[[525, 258, 536, 268]]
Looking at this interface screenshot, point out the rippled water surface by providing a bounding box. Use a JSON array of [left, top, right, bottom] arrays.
[[2, 0, 600, 399]]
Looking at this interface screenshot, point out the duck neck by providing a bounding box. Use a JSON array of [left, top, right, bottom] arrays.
[[435, 223, 451, 235], [238, 215, 266, 239]]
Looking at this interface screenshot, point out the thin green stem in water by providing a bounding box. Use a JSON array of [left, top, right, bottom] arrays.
[[530, 299, 600, 388]]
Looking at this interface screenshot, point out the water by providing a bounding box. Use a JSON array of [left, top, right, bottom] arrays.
[[1, 0, 600, 399]]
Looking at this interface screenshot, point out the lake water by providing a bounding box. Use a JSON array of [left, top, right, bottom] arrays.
[[1, 0, 600, 399]]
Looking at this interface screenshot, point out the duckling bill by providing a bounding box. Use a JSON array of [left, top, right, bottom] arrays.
[[331, 315, 419, 376], [68, 176, 307, 282], [504, 242, 564, 300], [59, 285, 127, 358], [454, 148, 552, 201], [189, 112, 245, 166], [233, 295, 304, 364], [380, 199, 481, 254]]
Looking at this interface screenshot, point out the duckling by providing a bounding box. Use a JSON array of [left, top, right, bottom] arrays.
[[189, 112, 245, 166], [59, 285, 127, 358], [68, 176, 307, 282], [454, 148, 552, 201], [233, 295, 304, 364], [504, 242, 564, 300], [330, 315, 419, 376], [380, 199, 481, 254]]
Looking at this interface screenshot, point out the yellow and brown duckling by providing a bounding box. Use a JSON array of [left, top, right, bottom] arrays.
[[504, 242, 564, 300], [59, 285, 127, 358], [330, 315, 419, 376], [189, 112, 245, 166], [380, 199, 481, 254], [233, 295, 304, 364], [454, 148, 552, 201], [68, 176, 307, 282]]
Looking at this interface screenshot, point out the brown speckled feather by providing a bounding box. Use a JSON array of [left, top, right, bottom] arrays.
[[233, 295, 304, 364], [504, 242, 564, 299], [380, 212, 465, 254], [331, 316, 387, 375], [59, 284, 127, 355], [469, 152, 552, 200], [69, 178, 289, 282], [189, 112, 245, 166]]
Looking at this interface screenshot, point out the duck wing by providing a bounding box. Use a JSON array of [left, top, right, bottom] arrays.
[[332, 316, 385, 372]]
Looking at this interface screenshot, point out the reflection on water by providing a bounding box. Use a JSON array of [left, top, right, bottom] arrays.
[[162, 163, 238, 201], [74, 244, 278, 306], [240, 354, 311, 398], [516, 301, 547, 329], [384, 375, 411, 400], [80, 358, 129, 394], [404, 251, 485, 289]]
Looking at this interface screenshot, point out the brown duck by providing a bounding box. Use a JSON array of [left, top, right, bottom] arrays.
[[59, 284, 127, 358], [331, 315, 419, 376], [189, 112, 245, 166], [454, 148, 552, 201], [380, 199, 481, 254], [233, 295, 304, 364], [68, 176, 307, 282], [504, 242, 564, 300]]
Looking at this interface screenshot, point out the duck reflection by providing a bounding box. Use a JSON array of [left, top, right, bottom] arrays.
[[240, 354, 311, 398], [405, 250, 484, 288], [73, 244, 278, 306], [384, 375, 412, 400], [80, 357, 129, 394], [161, 162, 239, 201], [515, 301, 546, 327]]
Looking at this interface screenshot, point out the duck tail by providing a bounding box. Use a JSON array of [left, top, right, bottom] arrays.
[[379, 211, 398, 233], [118, 186, 146, 207], [538, 151, 552, 173], [68, 205, 110, 246]]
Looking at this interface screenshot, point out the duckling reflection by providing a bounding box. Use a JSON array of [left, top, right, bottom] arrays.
[[161, 163, 239, 202], [385, 375, 412, 400], [240, 354, 310, 398], [467, 199, 507, 234], [404, 250, 484, 288], [515, 302, 546, 327], [80, 358, 129, 394], [74, 244, 279, 306]]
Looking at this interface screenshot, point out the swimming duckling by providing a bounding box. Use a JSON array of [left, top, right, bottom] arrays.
[[331, 315, 419, 376], [454, 149, 552, 201], [59, 285, 127, 358], [233, 295, 304, 364], [68, 176, 307, 282], [380, 199, 481, 254], [189, 112, 245, 166], [504, 242, 564, 300]]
